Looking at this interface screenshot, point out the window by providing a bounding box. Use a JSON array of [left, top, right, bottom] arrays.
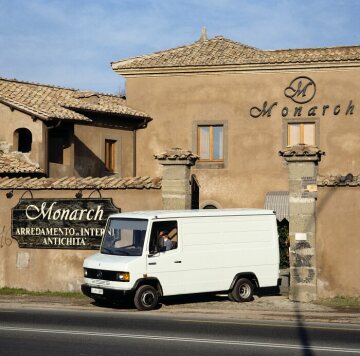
[[288, 123, 316, 146], [193, 121, 227, 169], [105, 139, 116, 172], [149, 221, 178, 253], [203, 204, 217, 209], [197, 125, 223, 161]]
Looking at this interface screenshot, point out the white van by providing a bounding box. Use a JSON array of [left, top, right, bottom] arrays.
[[82, 209, 280, 310]]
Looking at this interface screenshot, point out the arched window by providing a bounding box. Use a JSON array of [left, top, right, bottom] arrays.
[[203, 204, 217, 209], [201, 200, 221, 209], [14, 128, 32, 153]]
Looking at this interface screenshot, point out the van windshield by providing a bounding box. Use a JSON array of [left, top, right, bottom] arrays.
[[101, 218, 148, 256]]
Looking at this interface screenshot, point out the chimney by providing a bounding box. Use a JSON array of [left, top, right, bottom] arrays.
[[199, 27, 208, 42]]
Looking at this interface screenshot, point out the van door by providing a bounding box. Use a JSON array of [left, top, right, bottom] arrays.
[[146, 220, 184, 296]]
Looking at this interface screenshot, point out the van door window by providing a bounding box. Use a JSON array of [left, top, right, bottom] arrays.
[[149, 221, 178, 253]]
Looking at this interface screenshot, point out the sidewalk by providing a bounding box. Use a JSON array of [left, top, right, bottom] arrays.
[[0, 293, 359, 324]]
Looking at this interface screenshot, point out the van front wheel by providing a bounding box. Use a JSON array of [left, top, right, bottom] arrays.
[[232, 278, 254, 302], [134, 285, 159, 311]]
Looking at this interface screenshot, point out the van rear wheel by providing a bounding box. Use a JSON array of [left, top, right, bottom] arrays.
[[134, 285, 159, 311], [232, 278, 254, 302]]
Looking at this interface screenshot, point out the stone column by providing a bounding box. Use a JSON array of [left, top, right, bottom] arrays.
[[279, 145, 325, 302], [154, 148, 199, 210]]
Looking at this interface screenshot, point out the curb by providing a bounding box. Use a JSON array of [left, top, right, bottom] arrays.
[[0, 295, 359, 324]]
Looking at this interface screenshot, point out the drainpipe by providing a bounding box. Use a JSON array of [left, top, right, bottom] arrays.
[[46, 120, 61, 176], [133, 129, 136, 177], [133, 118, 149, 177]]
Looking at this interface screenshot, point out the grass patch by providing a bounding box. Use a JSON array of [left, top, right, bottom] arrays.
[[316, 296, 360, 309], [0, 287, 86, 299]]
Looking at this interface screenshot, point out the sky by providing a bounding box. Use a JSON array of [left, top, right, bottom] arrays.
[[0, 0, 359, 94]]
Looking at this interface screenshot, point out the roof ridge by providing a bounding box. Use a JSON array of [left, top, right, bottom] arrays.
[[112, 39, 203, 65], [0, 77, 150, 121], [0, 76, 123, 98], [210, 36, 260, 51], [0, 76, 79, 91], [112, 35, 360, 72], [0, 176, 162, 189], [266, 44, 360, 53], [112, 36, 261, 67]]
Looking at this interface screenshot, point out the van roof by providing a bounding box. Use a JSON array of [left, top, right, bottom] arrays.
[[109, 209, 275, 220]]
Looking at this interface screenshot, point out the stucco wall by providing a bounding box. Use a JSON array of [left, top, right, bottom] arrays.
[[0, 188, 162, 292], [74, 124, 134, 177], [316, 187, 360, 297], [125, 68, 360, 208]]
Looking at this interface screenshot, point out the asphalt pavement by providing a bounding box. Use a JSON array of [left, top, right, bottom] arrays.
[[0, 306, 359, 355], [0, 292, 359, 324]]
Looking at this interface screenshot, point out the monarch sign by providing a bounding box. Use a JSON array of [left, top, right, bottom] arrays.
[[11, 198, 120, 249], [250, 76, 355, 118]]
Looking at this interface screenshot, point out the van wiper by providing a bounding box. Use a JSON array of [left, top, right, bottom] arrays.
[[101, 247, 114, 255], [117, 250, 131, 256]]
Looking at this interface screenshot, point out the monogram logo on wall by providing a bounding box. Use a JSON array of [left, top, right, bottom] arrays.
[[284, 76, 316, 104]]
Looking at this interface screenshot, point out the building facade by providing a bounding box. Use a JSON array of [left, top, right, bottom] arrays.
[[111, 34, 360, 298], [112, 34, 360, 210], [0, 78, 151, 178], [0, 33, 359, 298]]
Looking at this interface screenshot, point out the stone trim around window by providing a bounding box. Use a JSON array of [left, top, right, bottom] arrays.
[[282, 117, 320, 148], [192, 120, 228, 169]]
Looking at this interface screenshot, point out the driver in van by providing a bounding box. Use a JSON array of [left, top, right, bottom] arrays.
[[159, 230, 172, 251]]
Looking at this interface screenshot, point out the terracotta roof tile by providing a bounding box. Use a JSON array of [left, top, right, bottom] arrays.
[[0, 77, 151, 122], [112, 36, 360, 72], [279, 145, 325, 159], [0, 176, 161, 190], [318, 174, 360, 187], [0, 142, 44, 175], [154, 147, 199, 162]]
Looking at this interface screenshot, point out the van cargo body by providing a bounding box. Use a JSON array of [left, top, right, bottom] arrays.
[[82, 209, 280, 310]]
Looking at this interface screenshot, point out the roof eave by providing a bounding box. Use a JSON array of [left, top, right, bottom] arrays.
[[0, 97, 49, 121], [113, 60, 360, 77], [64, 105, 152, 121]]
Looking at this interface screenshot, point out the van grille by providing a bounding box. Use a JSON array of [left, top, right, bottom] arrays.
[[85, 268, 117, 281]]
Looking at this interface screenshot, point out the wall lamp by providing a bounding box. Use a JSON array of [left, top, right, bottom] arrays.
[[75, 190, 83, 199], [6, 189, 34, 199], [20, 190, 33, 199], [88, 189, 102, 198]]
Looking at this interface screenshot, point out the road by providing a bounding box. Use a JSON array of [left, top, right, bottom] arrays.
[[0, 307, 359, 355]]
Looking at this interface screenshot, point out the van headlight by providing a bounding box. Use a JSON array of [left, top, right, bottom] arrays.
[[84, 268, 88, 277], [116, 272, 130, 282]]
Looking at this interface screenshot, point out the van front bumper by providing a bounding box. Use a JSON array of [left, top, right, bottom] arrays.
[[81, 284, 134, 300]]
